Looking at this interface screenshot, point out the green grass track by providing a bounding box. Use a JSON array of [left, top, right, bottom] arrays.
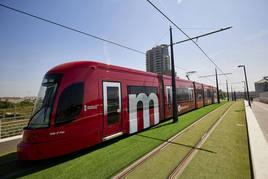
[[0, 102, 226, 178], [125, 102, 233, 179], [180, 101, 252, 178]]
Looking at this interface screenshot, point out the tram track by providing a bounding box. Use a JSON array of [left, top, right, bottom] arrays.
[[167, 102, 234, 179], [113, 102, 232, 179]]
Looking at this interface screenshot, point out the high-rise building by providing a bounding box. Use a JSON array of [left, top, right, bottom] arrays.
[[146, 44, 171, 76]]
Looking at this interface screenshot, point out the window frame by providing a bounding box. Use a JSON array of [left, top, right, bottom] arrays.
[[27, 73, 62, 130], [176, 86, 194, 103], [196, 88, 203, 100], [106, 86, 121, 125]]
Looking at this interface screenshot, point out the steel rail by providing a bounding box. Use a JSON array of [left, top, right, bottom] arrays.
[[168, 102, 234, 178], [113, 103, 229, 179]]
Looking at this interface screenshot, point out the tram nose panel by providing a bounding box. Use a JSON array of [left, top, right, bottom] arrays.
[[17, 141, 39, 160], [22, 128, 53, 144]]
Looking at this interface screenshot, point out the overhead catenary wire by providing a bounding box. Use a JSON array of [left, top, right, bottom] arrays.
[[199, 73, 232, 78], [175, 65, 187, 71], [218, 82, 243, 85], [0, 3, 145, 55], [146, 0, 229, 79], [154, 30, 169, 46], [1, 2, 231, 84], [179, 27, 230, 30]]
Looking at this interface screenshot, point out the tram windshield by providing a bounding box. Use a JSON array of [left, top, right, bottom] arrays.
[[28, 74, 62, 129]]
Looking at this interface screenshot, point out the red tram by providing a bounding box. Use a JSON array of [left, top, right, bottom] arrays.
[[17, 61, 217, 160]]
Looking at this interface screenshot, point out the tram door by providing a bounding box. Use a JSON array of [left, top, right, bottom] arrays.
[[102, 82, 122, 139]]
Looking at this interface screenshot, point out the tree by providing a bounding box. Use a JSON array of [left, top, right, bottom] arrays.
[[0, 100, 14, 108], [219, 89, 227, 100]]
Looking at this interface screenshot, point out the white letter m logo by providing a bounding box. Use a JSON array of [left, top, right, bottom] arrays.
[[129, 92, 159, 134]]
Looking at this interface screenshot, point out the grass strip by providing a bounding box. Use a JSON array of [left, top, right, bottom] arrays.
[[0, 102, 226, 178], [180, 101, 251, 178], [125, 102, 233, 179]]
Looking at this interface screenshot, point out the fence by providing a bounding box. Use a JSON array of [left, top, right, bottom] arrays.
[[0, 115, 30, 139]]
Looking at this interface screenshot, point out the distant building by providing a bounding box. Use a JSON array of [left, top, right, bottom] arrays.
[[255, 76, 268, 94], [0, 97, 24, 103], [255, 76, 268, 103], [234, 91, 257, 99], [0, 96, 36, 103], [146, 44, 171, 76]]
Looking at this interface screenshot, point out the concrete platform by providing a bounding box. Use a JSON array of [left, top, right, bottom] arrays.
[[0, 135, 22, 155], [251, 101, 268, 142], [244, 101, 268, 179]]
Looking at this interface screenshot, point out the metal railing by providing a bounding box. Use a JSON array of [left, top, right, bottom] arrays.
[[0, 115, 30, 139]]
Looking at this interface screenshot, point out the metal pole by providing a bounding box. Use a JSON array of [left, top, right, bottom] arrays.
[[170, 26, 178, 123], [14, 103, 16, 118], [243, 66, 251, 107], [226, 80, 229, 101], [231, 86, 233, 101], [244, 83, 246, 99], [234, 91, 237, 101], [242, 81, 246, 100], [215, 68, 220, 103]]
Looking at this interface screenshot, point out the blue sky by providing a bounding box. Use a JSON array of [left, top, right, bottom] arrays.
[[0, 0, 268, 97]]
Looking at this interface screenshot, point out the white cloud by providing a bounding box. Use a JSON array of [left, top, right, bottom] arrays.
[[177, 0, 183, 4]]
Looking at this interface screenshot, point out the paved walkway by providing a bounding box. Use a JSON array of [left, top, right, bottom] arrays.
[[251, 101, 268, 142], [0, 135, 22, 155], [244, 101, 268, 179]]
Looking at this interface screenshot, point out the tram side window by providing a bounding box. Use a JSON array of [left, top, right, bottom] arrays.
[[189, 88, 194, 101], [196, 89, 203, 99], [107, 87, 120, 125], [165, 86, 172, 109], [55, 82, 84, 126], [207, 90, 212, 98], [176, 86, 194, 103], [204, 89, 209, 98]]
